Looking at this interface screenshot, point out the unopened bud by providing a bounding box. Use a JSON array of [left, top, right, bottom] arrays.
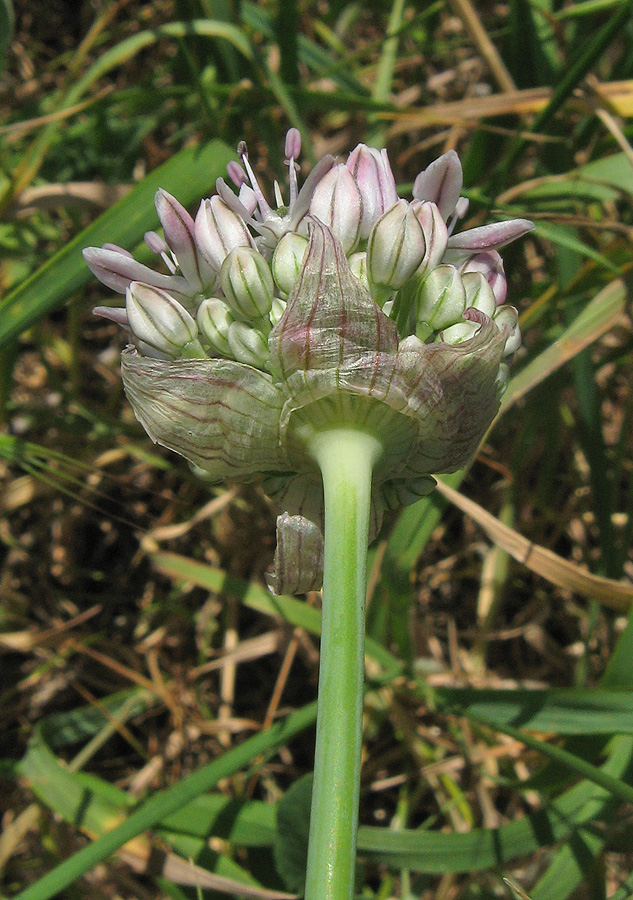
[[309, 164, 362, 254], [367, 200, 426, 292], [126, 282, 199, 358], [413, 150, 463, 221], [272, 232, 308, 297], [227, 320, 270, 367], [411, 201, 448, 275], [415, 265, 466, 334], [197, 298, 234, 356], [269, 296, 287, 326], [439, 319, 480, 346], [194, 196, 253, 273], [346, 144, 398, 238], [220, 247, 275, 321], [493, 305, 521, 356], [348, 251, 369, 292], [462, 272, 496, 317], [461, 251, 507, 305]]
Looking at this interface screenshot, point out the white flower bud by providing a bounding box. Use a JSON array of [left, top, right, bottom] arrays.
[[367, 200, 426, 291], [269, 296, 287, 326], [194, 195, 254, 273], [348, 251, 369, 292], [415, 265, 466, 333], [439, 319, 480, 346], [272, 232, 308, 297], [411, 200, 449, 276], [462, 272, 496, 317], [309, 164, 362, 254], [227, 320, 270, 368], [126, 282, 198, 358], [220, 247, 275, 321], [197, 298, 234, 356], [493, 305, 522, 356]]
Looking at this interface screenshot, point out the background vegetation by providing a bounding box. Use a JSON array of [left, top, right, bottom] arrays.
[[1, 0, 632, 898]]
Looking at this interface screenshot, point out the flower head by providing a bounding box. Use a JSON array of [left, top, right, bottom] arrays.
[[85, 132, 532, 593]]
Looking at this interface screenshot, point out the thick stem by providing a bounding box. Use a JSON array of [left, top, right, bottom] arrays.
[[305, 428, 382, 900]]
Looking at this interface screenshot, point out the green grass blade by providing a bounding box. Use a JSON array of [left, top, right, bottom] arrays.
[[0, 140, 234, 348], [14, 702, 317, 900], [357, 738, 633, 871], [433, 686, 633, 734]]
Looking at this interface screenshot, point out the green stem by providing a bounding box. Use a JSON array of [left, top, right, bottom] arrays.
[[305, 428, 382, 900]]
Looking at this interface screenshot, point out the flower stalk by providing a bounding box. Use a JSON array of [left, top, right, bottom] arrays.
[[306, 428, 382, 900]]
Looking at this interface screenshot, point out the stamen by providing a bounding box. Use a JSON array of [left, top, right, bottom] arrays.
[[284, 127, 301, 161], [227, 160, 248, 188], [238, 141, 273, 218], [162, 251, 178, 274], [273, 181, 285, 208], [287, 158, 299, 207]]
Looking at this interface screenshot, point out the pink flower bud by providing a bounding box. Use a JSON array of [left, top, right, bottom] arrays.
[[309, 164, 363, 254], [461, 251, 507, 305], [155, 189, 205, 291], [346, 144, 398, 238], [413, 150, 464, 221], [194, 195, 254, 273]]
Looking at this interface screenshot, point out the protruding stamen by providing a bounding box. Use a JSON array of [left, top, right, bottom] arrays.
[[227, 160, 248, 188], [239, 141, 273, 219], [285, 127, 301, 161]]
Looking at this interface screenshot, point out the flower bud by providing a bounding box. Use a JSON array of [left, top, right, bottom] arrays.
[[269, 296, 287, 327], [493, 304, 521, 356], [462, 272, 496, 317], [348, 251, 369, 292], [411, 200, 449, 276], [309, 164, 362, 254], [197, 298, 234, 356], [415, 264, 466, 334], [461, 251, 507, 305], [220, 247, 275, 321], [272, 232, 308, 297], [439, 319, 480, 346], [345, 144, 398, 238], [367, 200, 426, 292], [413, 150, 463, 221], [227, 320, 270, 368], [126, 282, 199, 358], [194, 195, 254, 273]]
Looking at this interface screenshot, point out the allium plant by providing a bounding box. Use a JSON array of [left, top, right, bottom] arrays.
[[84, 130, 532, 900]]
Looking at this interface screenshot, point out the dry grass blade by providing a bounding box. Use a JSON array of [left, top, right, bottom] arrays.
[[385, 80, 633, 134], [447, 0, 516, 92], [119, 848, 298, 899], [435, 479, 633, 612]]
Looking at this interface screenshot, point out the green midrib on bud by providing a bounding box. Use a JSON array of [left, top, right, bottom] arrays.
[[304, 427, 382, 900]]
